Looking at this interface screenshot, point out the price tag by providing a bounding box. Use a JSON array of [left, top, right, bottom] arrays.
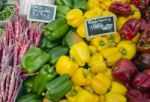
[[85, 15, 116, 38], [27, 3, 57, 23]]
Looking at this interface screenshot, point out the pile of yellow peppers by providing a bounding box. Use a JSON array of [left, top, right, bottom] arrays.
[[55, 0, 142, 102]]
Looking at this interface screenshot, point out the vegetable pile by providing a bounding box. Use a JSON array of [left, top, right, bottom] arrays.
[[0, 0, 150, 102]]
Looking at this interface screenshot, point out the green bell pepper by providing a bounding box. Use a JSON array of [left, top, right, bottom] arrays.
[[56, 0, 73, 8], [49, 46, 69, 64], [17, 94, 41, 102], [73, 0, 86, 10], [56, 5, 71, 18], [23, 77, 34, 93], [45, 75, 72, 102], [62, 29, 83, 48], [39, 36, 59, 51], [43, 18, 69, 41], [33, 65, 57, 95], [22, 48, 50, 73]]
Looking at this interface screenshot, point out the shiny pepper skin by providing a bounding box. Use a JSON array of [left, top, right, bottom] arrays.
[[117, 40, 136, 60], [91, 73, 111, 95], [56, 55, 79, 77], [71, 68, 92, 86], [91, 37, 109, 52], [133, 72, 150, 91], [66, 86, 99, 102], [110, 81, 127, 95], [112, 58, 138, 84], [76, 23, 86, 38], [101, 47, 122, 66], [105, 92, 127, 102], [88, 53, 107, 73], [120, 18, 141, 40], [109, 1, 131, 17], [66, 9, 85, 28], [87, 0, 100, 10], [106, 32, 121, 47], [70, 41, 90, 66], [84, 8, 103, 19]]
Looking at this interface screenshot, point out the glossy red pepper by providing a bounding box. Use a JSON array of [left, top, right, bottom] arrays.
[[112, 58, 138, 84], [109, 1, 131, 17], [133, 72, 150, 91], [127, 88, 150, 102], [137, 28, 150, 53], [120, 18, 141, 40], [130, 0, 150, 10], [144, 69, 150, 76], [140, 19, 150, 31]]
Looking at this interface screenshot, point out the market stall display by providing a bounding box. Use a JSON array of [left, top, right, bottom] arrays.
[[0, 0, 150, 102]]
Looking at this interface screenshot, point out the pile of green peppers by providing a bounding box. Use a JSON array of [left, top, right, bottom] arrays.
[[17, 0, 87, 102]]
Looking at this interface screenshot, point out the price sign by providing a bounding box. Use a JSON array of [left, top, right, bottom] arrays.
[[85, 15, 116, 38], [27, 4, 57, 23]]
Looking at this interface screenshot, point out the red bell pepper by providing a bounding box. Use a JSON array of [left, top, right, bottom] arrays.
[[112, 58, 138, 84], [109, 1, 131, 17], [120, 18, 141, 40], [133, 72, 150, 91], [137, 28, 150, 53], [130, 0, 150, 10]]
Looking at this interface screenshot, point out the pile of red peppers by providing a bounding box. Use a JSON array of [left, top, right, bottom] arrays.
[[109, 0, 150, 102]]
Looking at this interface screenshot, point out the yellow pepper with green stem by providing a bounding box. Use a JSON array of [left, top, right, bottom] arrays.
[[66, 9, 85, 28], [70, 41, 90, 66], [117, 40, 136, 60], [91, 73, 111, 95], [101, 47, 122, 66], [66, 86, 99, 102], [129, 4, 141, 20], [71, 68, 92, 86], [91, 37, 109, 52], [88, 53, 107, 73], [56, 55, 79, 77], [105, 32, 121, 47]]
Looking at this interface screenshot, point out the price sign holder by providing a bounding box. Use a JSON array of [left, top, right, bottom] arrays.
[[27, 3, 57, 23], [85, 15, 116, 38]]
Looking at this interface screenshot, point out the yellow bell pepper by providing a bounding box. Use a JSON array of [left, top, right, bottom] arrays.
[[105, 92, 127, 102], [117, 40, 136, 60], [84, 8, 103, 19], [91, 37, 109, 52], [76, 23, 86, 38], [88, 45, 97, 55], [56, 55, 79, 77], [101, 47, 122, 66], [130, 5, 141, 20], [106, 32, 121, 47], [91, 73, 111, 95], [72, 68, 91, 86], [102, 10, 114, 16], [66, 9, 85, 28], [87, 0, 100, 10], [110, 81, 127, 96], [117, 17, 129, 30], [88, 53, 107, 73], [103, 68, 113, 80], [99, 95, 105, 102], [66, 86, 99, 102], [70, 41, 90, 66]]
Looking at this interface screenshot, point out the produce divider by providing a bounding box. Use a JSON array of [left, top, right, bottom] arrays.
[[0, 0, 150, 102]]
